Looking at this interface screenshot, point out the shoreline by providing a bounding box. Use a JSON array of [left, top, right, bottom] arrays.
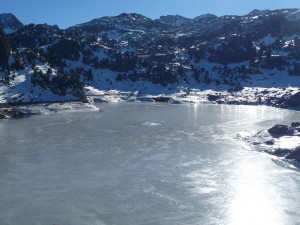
[[85, 86, 300, 108], [0, 101, 100, 119], [1, 86, 300, 119]]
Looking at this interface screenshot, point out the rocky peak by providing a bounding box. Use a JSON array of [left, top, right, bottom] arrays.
[[73, 13, 154, 32], [0, 13, 23, 34], [158, 15, 191, 26], [116, 13, 149, 21], [193, 13, 218, 21], [249, 9, 272, 16]]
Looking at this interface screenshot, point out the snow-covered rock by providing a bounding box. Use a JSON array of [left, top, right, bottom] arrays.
[[243, 122, 300, 169]]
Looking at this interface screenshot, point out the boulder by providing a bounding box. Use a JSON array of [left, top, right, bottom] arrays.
[[265, 140, 274, 145], [291, 122, 300, 128], [287, 91, 300, 107], [285, 146, 300, 161], [207, 94, 221, 101], [152, 96, 171, 102], [268, 124, 294, 136]]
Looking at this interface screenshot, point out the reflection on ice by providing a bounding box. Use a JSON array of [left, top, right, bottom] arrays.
[[230, 187, 281, 225], [229, 161, 283, 225], [183, 169, 218, 195]]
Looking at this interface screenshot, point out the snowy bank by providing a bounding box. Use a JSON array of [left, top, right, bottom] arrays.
[[1, 85, 299, 119], [242, 123, 300, 169], [0, 102, 99, 119], [85, 86, 300, 110]]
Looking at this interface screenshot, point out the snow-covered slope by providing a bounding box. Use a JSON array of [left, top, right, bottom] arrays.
[[0, 9, 299, 108]]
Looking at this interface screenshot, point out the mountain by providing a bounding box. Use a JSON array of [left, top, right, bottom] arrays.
[[0, 13, 23, 34], [71, 13, 160, 32], [0, 9, 300, 106], [157, 15, 191, 26], [193, 13, 217, 21], [249, 9, 272, 15]]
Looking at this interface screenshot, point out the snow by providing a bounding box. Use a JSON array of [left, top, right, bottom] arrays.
[[77, 53, 300, 107], [82, 83, 300, 108], [284, 40, 295, 48], [16, 102, 99, 115], [260, 35, 276, 45], [0, 66, 78, 103], [84, 86, 106, 96], [243, 125, 300, 169], [1, 63, 299, 116], [0, 46, 299, 115], [1, 10, 300, 116]]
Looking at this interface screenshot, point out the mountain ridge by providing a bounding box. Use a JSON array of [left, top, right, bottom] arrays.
[[0, 8, 299, 108]]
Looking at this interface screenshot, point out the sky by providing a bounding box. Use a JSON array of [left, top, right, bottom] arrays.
[[0, 0, 299, 29]]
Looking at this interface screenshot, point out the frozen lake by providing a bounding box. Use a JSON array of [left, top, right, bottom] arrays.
[[0, 103, 300, 225]]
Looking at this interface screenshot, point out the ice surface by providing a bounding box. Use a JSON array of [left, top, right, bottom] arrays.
[[0, 103, 300, 225]]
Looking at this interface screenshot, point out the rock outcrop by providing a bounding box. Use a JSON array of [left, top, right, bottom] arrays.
[[287, 91, 300, 107], [286, 146, 300, 161], [245, 122, 300, 168], [268, 124, 295, 136], [0, 104, 24, 119]]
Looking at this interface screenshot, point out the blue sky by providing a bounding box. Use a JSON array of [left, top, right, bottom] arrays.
[[0, 0, 299, 28]]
